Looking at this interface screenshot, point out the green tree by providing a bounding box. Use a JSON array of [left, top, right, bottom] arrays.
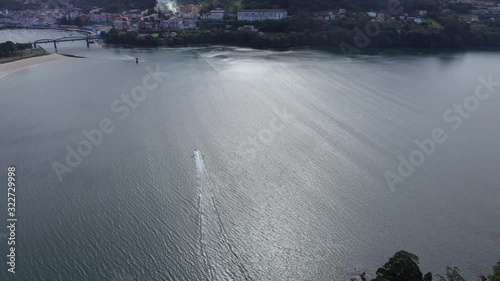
[[3, 41, 18, 53], [435, 266, 466, 281], [74, 16, 83, 26], [489, 261, 500, 281], [371, 250, 432, 281]]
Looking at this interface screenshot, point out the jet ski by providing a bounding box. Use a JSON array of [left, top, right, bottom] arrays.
[[193, 149, 204, 159]]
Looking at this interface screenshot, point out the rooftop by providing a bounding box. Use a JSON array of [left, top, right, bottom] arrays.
[[239, 9, 287, 12]]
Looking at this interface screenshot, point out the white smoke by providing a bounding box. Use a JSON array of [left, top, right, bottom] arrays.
[[156, 0, 179, 13]]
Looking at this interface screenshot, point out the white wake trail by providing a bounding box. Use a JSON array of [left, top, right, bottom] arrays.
[[194, 150, 252, 281]]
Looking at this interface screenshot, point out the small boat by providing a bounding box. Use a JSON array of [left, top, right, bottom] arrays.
[[193, 149, 204, 159]]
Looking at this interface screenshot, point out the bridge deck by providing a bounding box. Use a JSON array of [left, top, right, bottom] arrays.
[[34, 35, 101, 44]]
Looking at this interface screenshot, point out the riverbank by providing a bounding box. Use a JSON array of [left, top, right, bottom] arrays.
[[0, 26, 95, 35], [0, 48, 49, 64], [0, 53, 67, 79]]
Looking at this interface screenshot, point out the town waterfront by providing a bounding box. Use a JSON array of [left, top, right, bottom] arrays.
[[1, 30, 500, 280]]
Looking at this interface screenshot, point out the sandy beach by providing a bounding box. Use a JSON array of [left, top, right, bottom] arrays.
[[0, 54, 68, 79]]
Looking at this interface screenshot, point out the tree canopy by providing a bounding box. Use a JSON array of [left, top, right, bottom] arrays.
[[372, 250, 432, 281], [71, 0, 156, 13]]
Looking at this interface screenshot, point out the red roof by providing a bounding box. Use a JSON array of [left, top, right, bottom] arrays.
[[239, 9, 287, 12], [167, 18, 182, 23]]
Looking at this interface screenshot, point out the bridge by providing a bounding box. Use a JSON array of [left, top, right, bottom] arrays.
[[33, 35, 102, 50]]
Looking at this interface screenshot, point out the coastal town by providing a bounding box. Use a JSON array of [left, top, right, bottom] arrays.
[[1, 0, 500, 37], [0, 0, 500, 50], [0, 2, 288, 34]]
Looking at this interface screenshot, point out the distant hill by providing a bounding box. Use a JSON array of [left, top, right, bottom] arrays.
[[174, 0, 436, 14], [239, 0, 445, 13], [0, 0, 156, 13], [0, 0, 39, 10], [70, 0, 156, 13], [240, 0, 372, 12], [0, 0, 468, 15]]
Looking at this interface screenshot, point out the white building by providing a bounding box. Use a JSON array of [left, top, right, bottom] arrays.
[[70, 11, 80, 19], [240, 25, 258, 31], [90, 8, 103, 14], [142, 14, 158, 22], [182, 16, 197, 28], [92, 25, 112, 33], [114, 20, 128, 30], [160, 18, 183, 30], [237, 9, 287, 21], [90, 13, 106, 22], [209, 9, 225, 20]]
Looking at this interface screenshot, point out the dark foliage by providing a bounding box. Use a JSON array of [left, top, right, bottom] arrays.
[[0, 41, 32, 57], [71, 0, 156, 13]]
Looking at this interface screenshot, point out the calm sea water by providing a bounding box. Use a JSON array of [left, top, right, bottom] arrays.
[[0, 30, 499, 281]]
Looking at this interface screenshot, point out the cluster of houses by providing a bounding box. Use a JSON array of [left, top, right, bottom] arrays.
[[0, 1, 294, 32], [310, 8, 429, 24], [0, 7, 65, 27], [363, 9, 429, 24], [114, 7, 291, 31], [2, 0, 498, 35], [237, 10, 288, 21], [155, 8, 290, 30], [471, 8, 500, 15]]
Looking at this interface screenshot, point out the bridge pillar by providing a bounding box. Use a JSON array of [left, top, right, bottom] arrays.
[[33, 43, 36, 48], [54, 41, 57, 51], [86, 39, 90, 48]]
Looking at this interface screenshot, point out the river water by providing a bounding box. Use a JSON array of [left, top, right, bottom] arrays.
[[0, 29, 499, 281]]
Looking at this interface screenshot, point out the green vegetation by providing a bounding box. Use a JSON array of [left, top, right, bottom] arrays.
[[195, 0, 242, 15], [0, 41, 48, 64], [5, 0, 498, 50], [1, 41, 33, 57], [71, 0, 156, 13], [102, 29, 164, 47], [364, 250, 500, 281], [0, 0, 39, 10], [457, 14, 479, 20], [183, 0, 456, 14], [58, 15, 92, 27], [372, 250, 432, 281], [103, 12, 500, 50], [435, 267, 467, 281], [489, 261, 500, 281], [424, 18, 442, 29]]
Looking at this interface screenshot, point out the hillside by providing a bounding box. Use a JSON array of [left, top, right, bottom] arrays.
[[70, 0, 156, 13], [174, 0, 449, 14]]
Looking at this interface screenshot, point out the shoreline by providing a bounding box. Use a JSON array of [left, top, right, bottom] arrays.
[[102, 41, 500, 53], [0, 54, 68, 79]]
